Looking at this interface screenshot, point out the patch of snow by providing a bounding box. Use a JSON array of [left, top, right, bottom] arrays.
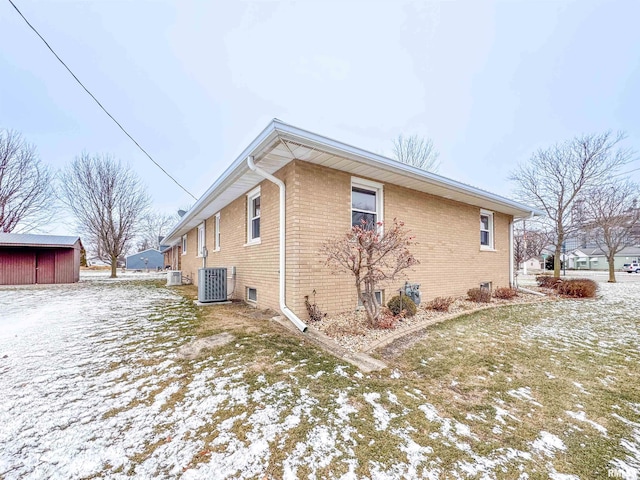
[[572, 382, 591, 395], [566, 410, 608, 435], [334, 365, 349, 377], [532, 431, 566, 457], [364, 392, 395, 431], [507, 387, 543, 407]]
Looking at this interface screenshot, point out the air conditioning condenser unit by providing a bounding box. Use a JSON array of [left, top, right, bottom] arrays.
[[198, 268, 227, 302], [166, 270, 182, 286]]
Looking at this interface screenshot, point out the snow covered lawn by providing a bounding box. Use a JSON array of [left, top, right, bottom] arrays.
[[1, 276, 638, 479]]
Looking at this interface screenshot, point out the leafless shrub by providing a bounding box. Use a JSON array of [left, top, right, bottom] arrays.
[[493, 287, 518, 300], [467, 288, 491, 303], [426, 296, 455, 312]]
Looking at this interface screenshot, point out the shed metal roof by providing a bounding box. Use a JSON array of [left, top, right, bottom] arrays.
[[0, 233, 81, 248]]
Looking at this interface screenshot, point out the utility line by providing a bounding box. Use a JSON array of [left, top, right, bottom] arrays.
[[7, 0, 197, 201], [613, 165, 640, 178]]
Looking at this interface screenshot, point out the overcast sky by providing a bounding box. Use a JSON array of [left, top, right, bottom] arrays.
[[2, 0, 639, 235]]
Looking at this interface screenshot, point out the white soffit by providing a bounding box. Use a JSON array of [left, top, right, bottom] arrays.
[[269, 137, 534, 218], [163, 120, 540, 244]]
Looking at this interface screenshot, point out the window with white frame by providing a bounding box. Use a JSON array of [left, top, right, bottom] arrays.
[[181, 234, 187, 255], [351, 178, 383, 230], [246, 287, 257, 303], [214, 212, 221, 251], [247, 187, 261, 243], [480, 210, 494, 249], [197, 223, 205, 257]]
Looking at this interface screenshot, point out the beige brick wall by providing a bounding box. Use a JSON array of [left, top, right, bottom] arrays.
[[179, 163, 294, 313], [287, 161, 513, 318], [178, 159, 513, 320]]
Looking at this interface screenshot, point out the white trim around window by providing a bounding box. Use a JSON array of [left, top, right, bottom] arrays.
[[246, 287, 257, 303], [181, 234, 187, 255], [246, 186, 261, 245], [197, 223, 205, 257], [480, 209, 495, 250], [351, 177, 384, 230], [214, 212, 221, 251]]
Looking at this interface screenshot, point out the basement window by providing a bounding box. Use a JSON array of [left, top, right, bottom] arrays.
[[246, 287, 257, 303], [357, 290, 384, 307], [480, 282, 492, 292]]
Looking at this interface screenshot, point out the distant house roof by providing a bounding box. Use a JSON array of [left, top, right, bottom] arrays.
[[125, 248, 162, 259], [0, 233, 81, 248], [588, 246, 640, 257]]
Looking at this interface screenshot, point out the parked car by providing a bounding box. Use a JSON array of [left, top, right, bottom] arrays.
[[623, 263, 640, 273]]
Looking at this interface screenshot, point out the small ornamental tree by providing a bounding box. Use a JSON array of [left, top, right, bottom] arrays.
[[322, 219, 419, 327]]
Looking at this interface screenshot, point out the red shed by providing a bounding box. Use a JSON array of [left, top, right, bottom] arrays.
[[0, 233, 83, 285]]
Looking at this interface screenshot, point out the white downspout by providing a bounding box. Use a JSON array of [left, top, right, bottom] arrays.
[[509, 218, 514, 288], [246, 156, 307, 332]]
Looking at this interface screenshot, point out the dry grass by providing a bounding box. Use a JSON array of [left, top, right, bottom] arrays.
[[11, 278, 633, 479]]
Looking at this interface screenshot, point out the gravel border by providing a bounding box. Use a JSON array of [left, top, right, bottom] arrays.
[[308, 291, 553, 353]]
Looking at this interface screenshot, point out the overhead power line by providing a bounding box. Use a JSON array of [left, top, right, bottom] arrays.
[[7, 0, 197, 201], [613, 166, 640, 178]]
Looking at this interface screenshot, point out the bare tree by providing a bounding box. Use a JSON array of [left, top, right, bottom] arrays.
[[392, 134, 440, 172], [321, 219, 419, 326], [511, 131, 633, 278], [136, 212, 177, 251], [60, 153, 150, 278], [583, 181, 640, 282], [0, 129, 55, 232]]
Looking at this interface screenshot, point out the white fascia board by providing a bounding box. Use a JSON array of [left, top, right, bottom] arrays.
[[271, 119, 543, 218], [162, 122, 281, 245], [163, 119, 543, 244]]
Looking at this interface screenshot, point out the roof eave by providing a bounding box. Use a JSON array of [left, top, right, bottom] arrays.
[[163, 120, 543, 243], [162, 121, 281, 244], [273, 120, 543, 218]]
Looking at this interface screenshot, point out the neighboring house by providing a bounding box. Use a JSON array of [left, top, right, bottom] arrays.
[[161, 120, 540, 330], [126, 249, 164, 271], [566, 249, 590, 270], [567, 246, 640, 271], [521, 257, 542, 271], [0, 233, 82, 285]]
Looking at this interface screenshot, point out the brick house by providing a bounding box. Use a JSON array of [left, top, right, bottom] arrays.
[[162, 120, 540, 331]]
